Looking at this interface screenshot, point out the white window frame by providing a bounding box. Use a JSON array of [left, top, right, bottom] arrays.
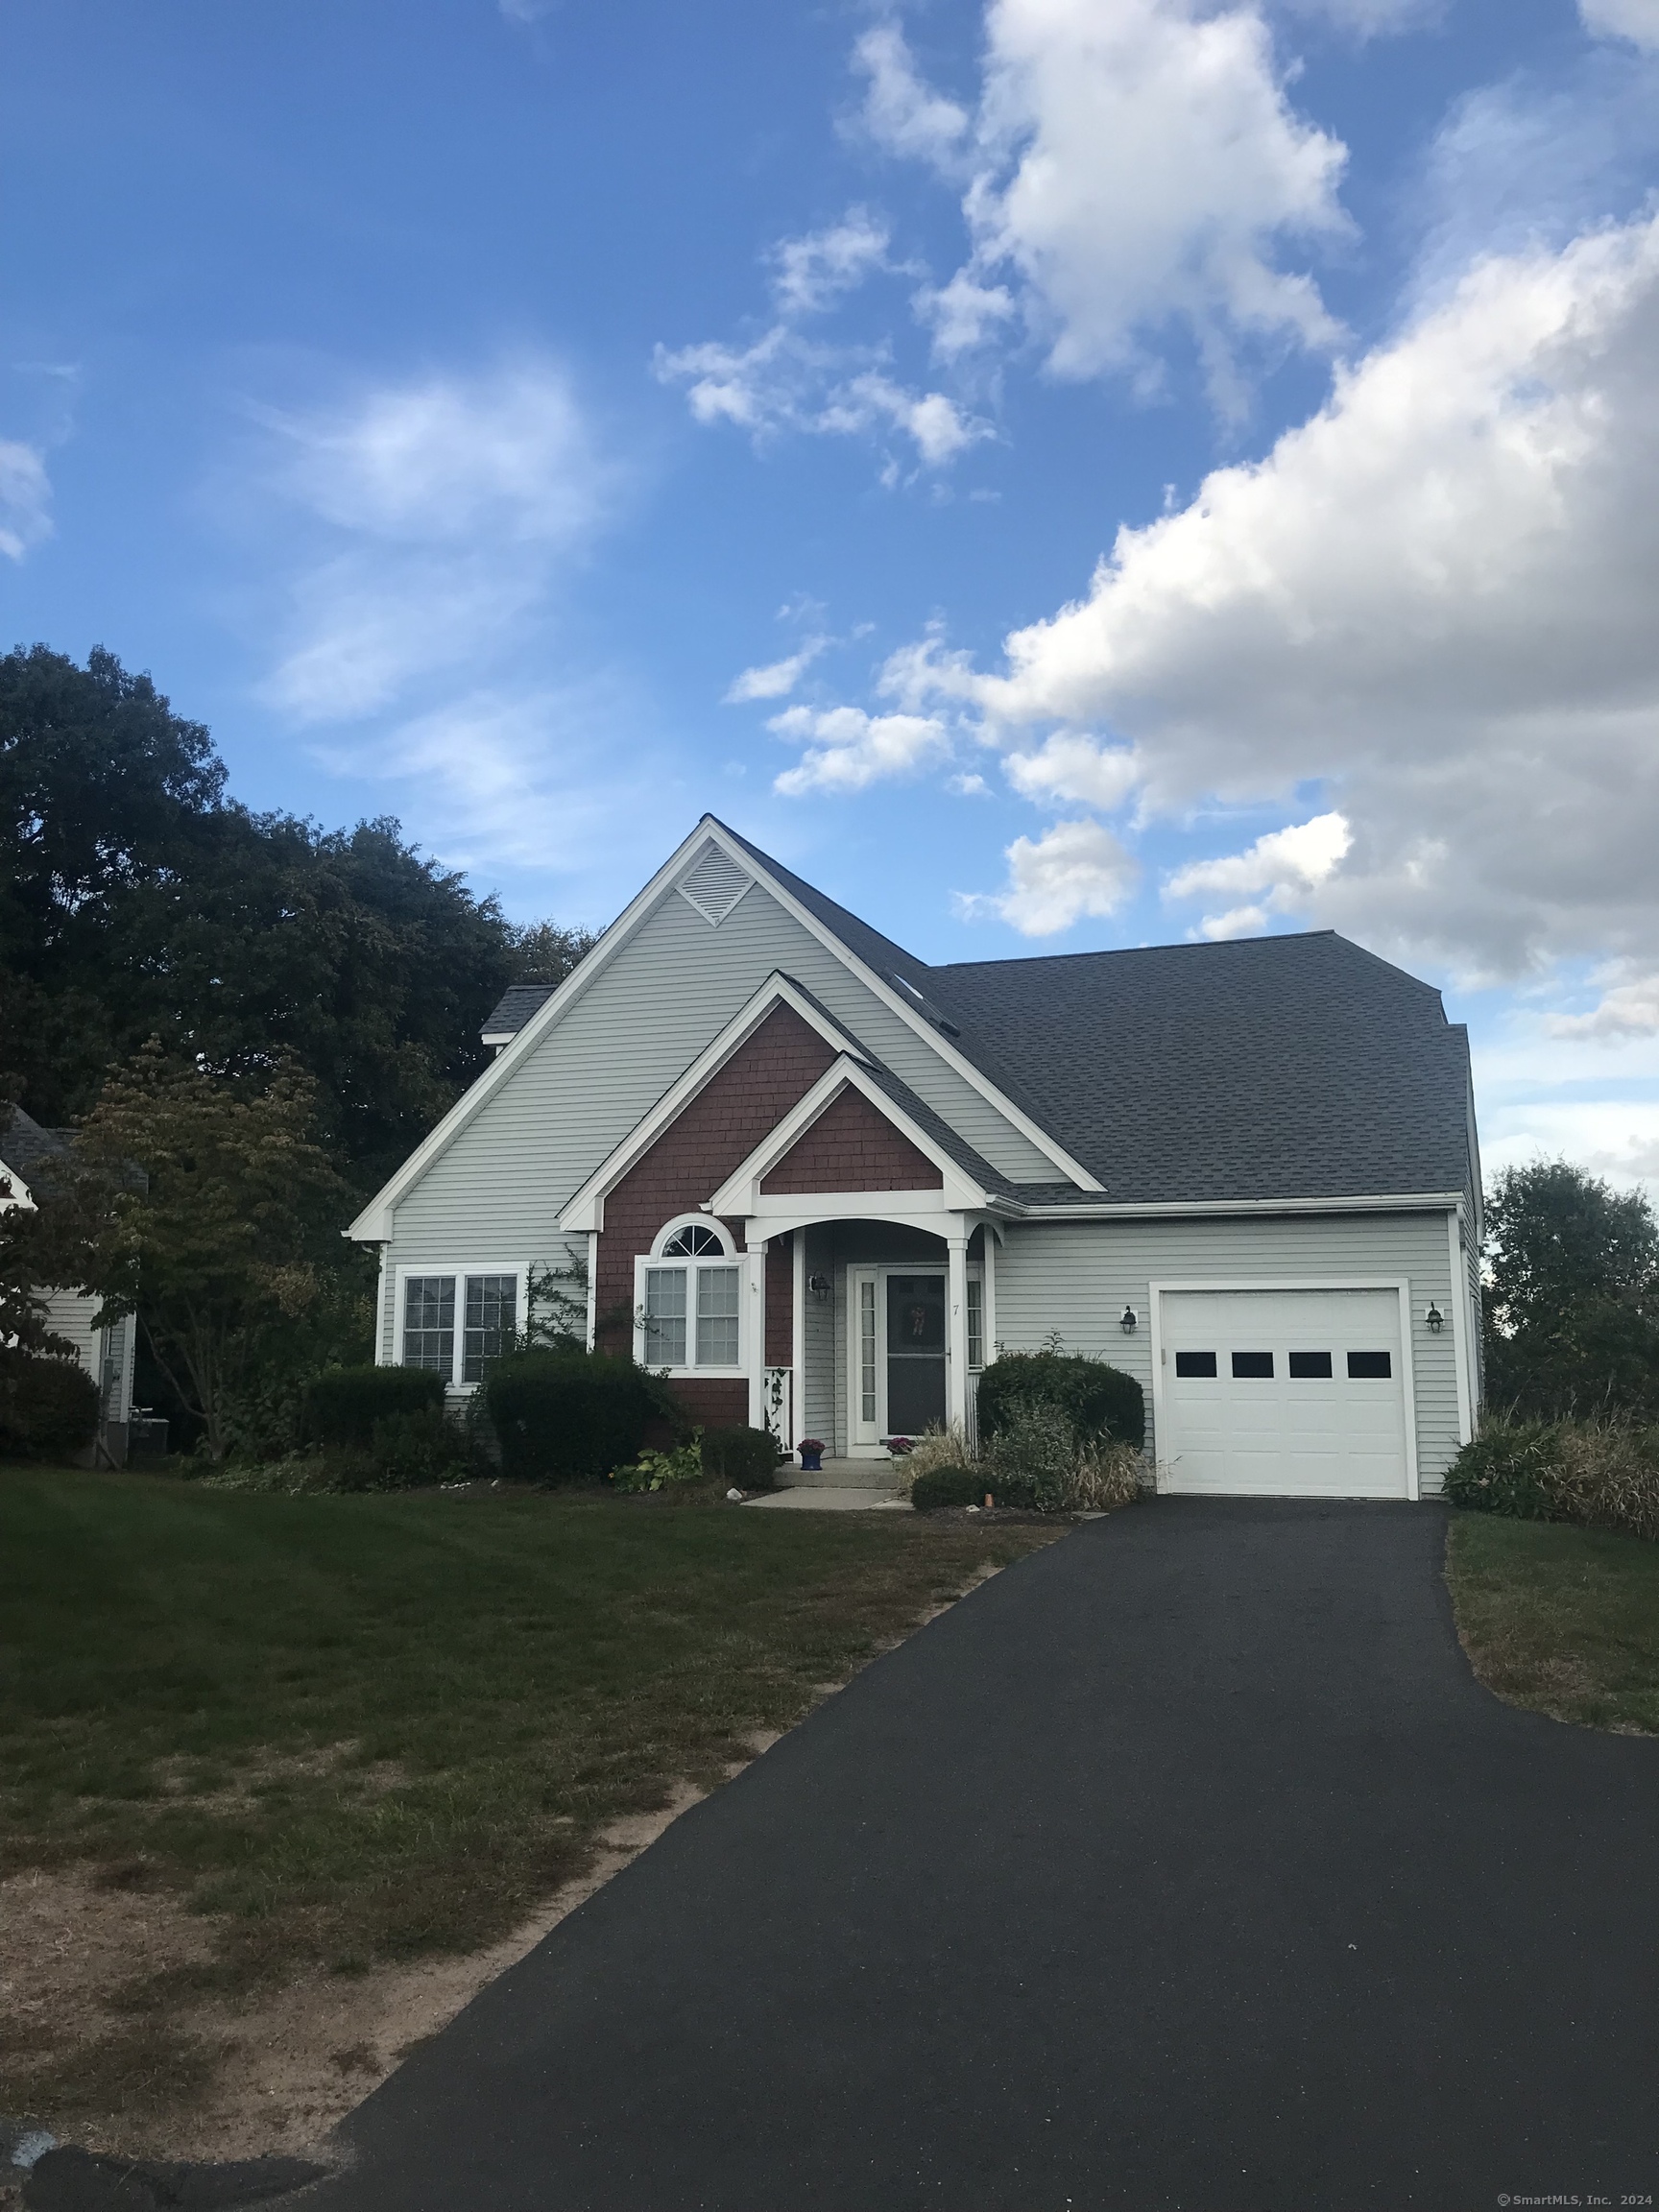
[[634, 1216, 749, 1379], [394, 1262, 530, 1391]]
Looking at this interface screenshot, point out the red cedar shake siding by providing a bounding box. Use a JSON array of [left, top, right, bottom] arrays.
[[593, 1004, 833, 1416], [760, 1086, 943, 1194]]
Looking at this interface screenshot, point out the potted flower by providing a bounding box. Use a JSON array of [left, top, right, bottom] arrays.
[[797, 1437, 826, 1472]]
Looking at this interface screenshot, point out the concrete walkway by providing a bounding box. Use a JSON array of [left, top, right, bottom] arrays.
[[304, 1502, 1659, 2211], [744, 1485, 911, 1510]]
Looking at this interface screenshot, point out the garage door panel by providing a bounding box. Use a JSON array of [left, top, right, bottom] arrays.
[[1160, 1289, 1408, 1500]]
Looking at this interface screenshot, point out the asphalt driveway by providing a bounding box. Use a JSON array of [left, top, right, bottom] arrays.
[[308, 1503, 1659, 2211]]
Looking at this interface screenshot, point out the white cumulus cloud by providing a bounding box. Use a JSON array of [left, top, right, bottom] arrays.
[[962, 818, 1141, 935], [918, 210, 1659, 992], [769, 703, 951, 794], [1004, 732, 1141, 809], [863, 2, 1350, 408], [1166, 810, 1352, 937], [0, 440, 53, 561]]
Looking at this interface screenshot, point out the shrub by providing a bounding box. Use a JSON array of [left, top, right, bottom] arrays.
[[1443, 1420, 1563, 1521], [975, 1352, 1144, 1452], [367, 1405, 472, 1489], [888, 1424, 968, 1498], [611, 1437, 706, 1494], [485, 1349, 676, 1483], [1446, 1414, 1659, 1542], [982, 1400, 1075, 1509], [910, 1463, 987, 1511], [981, 1401, 1144, 1514], [303, 1364, 444, 1450], [0, 1351, 101, 1460], [701, 1425, 781, 1491]]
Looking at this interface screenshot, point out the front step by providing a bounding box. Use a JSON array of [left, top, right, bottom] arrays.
[[783, 1457, 902, 1493]]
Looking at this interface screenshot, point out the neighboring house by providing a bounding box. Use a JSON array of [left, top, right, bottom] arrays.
[[349, 818, 1483, 1500], [0, 1106, 137, 1466]]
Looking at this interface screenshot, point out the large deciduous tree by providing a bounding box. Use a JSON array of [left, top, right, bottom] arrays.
[[1482, 1161, 1659, 1417], [77, 1044, 360, 1460], [1, 644, 596, 1193]]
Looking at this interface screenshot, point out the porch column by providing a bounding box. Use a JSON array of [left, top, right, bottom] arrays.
[[746, 1231, 768, 1432], [946, 1221, 970, 1434]]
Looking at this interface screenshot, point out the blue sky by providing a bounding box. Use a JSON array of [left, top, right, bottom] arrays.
[[5, 0, 1659, 1189]]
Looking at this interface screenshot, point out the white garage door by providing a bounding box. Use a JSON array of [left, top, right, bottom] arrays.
[[1158, 1289, 1410, 1499]]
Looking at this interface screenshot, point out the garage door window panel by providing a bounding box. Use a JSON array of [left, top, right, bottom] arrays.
[[1348, 1351, 1392, 1379], [1232, 1352, 1275, 1378], [1288, 1351, 1334, 1379], [1174, 1351, 1217, 1378]]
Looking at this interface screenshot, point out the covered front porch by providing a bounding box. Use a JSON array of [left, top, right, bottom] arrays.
[[741, 1213, 998, 1463]]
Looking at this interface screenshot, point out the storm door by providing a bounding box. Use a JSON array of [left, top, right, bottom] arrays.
[[885, 1274, 946, 1434]]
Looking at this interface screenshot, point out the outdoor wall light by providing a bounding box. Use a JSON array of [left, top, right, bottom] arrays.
[[1119, 1305, 1139, 1334], [808, 1274, 831, 1304], [1425, 1303, 1445, 1334]]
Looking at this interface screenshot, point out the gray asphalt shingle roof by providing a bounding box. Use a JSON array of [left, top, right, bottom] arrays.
[[480, 823, 1475, 1209], [716, 821, 1474, 1207]]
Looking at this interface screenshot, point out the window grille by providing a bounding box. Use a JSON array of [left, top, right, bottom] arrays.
[[967, 1277, 984, 1370], [859, 1278, 878, 1426], [404, 1276, 455, 1374], [463, 1274, 517, 1383], [644, 1268, 687, 1366], [696, 1265, 740, 1366]]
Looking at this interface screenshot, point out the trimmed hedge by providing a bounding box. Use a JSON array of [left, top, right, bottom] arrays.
[[485, 1349, 676, 1483], [975, 1352, 1144, 1451], [0, 1351, 100, 1460], [910, 1462, 986, 1511], [701, 1425, 781, 1490], [303, 1363, 444, 1449]]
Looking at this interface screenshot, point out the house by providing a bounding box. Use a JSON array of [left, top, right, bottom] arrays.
[[0, 1106, 137, 1466], [349, 818, 1482, 1499]]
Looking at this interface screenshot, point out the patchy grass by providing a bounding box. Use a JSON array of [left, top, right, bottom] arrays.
[[1446, 1511, 1659, 1735], [0, 1464, 1061, 2146]]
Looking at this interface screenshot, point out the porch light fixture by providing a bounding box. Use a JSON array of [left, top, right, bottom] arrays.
[[1119, 1305, 1138, 1335], [1425, 1303, 1445, 1334], [808, 1274, 831, 1304]]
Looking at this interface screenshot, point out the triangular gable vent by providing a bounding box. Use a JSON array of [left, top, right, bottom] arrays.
[[677, 842, 753, 927]]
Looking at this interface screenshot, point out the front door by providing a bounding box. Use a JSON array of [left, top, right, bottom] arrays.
[[885, 1273, 946, 1434]]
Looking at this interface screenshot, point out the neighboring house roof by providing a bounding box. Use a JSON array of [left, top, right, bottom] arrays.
[[481, 982, 559, 1045], [0, 1105, 79, 1197]]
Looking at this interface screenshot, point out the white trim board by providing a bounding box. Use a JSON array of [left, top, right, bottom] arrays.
[[1147, 1278, 1420, 1503]]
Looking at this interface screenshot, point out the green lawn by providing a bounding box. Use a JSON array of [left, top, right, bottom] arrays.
[[0, 1465, 1061, 2135], [1446, 1512, 1659, 1735]]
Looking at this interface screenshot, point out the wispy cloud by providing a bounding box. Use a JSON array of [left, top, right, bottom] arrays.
[[655, 209, 991, 475], [0, 440, 53, 562], [252, 356, 615, 725], [724, 637, 829, 703]]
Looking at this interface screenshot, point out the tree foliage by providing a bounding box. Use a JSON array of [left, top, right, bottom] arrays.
[[2, 644, 594, 1193], [1483, 1161, 1659, 1417], [76, 1043, 363, 1460]]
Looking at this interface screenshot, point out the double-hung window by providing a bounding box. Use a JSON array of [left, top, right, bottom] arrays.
[[640, 1221, 743, 1372], [401, 1270, 519, 1385]]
